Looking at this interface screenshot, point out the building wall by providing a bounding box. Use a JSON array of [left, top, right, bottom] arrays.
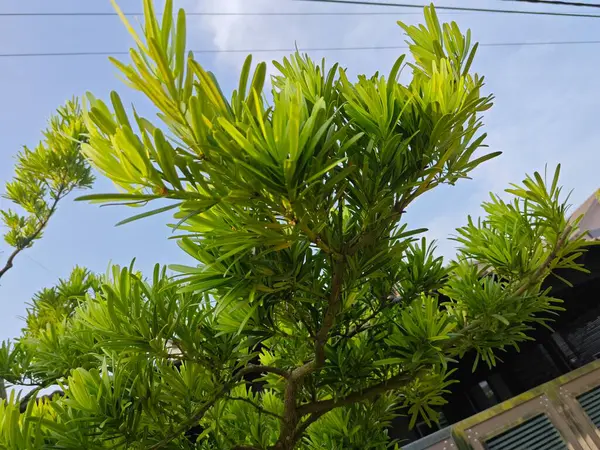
[[392, 248, 600, 447], [405, 360, 600, 450]]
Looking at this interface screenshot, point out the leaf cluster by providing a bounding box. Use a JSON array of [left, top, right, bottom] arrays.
[[1, 100, 93, 277], [0, 2, 591, 450]]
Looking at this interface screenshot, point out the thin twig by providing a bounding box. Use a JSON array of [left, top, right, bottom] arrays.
[[272, 260, 346, 450], [0, 187, 65, 279], [293, 410, 327, 443], [19, 389, 63, 413], [226, 395, 284, 420], [342, 304, 389, 339], [149, 365, 289, 449], [313, 260, 345, 367], [296, 371, 417, 416], [514, 225, 572, 297]]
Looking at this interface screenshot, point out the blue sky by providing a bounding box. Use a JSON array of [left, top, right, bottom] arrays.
[[1, 0, 600, 343]]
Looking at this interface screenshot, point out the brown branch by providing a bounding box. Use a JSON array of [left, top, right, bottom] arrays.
[[342, 303, 390, 340], [150, 365, 289, 450], [0, 189, 64, 402], [272, 360, 335, 449], [271, 261, 347, 450], [388, 189, 418, 224], [269, 371, 423, 449], [514, 224, 573, 297], [347, 191, 415, 256], [18, 385, 43, 410], [292, 410, 327, 443], [279, 370, 410, 450], [442, 225, 576, 356], [297, 219, 343, 260], [0, 188, 65, 280], [150, 384, 237, 450], [0, 247, 23, 279], [242, 364, 291, 379], [393, 195, 411, 216], [314, 260, 345, 367], [19, 389, 63, 413], [225, 395, 284, 420], [297, 371, 416, 416]]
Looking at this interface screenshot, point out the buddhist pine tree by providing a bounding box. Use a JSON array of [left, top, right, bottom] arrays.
[[0, 2, 590, 449], [0, 100, 92, 400], [0, 100, 93, 280]]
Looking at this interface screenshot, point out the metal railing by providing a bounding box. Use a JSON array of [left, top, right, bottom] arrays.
[[405, 360, 600, 450]]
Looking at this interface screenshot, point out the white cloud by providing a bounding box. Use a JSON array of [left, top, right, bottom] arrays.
[[184, 0, 429, 80], [183, 0, 600, 259]]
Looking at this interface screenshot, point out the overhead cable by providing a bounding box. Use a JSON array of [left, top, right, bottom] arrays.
[[0, 11, 449, 17], [3, 40, 600, 58], [295, 0, 600, 18], [499, 0, 600, 8]]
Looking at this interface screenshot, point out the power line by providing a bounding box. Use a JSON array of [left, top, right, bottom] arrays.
[[1, 3, 598, 19], [0, 11, 455, 17], [0, 47, 399, 58], [23, 254, 58, 277], [500, 0, 600, 8], [1, 2, 600, 17], [2, 40, 600, 58], [296, 0, 600, 18]]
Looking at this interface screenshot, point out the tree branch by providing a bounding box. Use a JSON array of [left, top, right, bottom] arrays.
[[225, 395, 284, 420], [341, 303, 390, 340], [149, 365, 289, 450], [297, 221, 341, 259], [150, 384, 238, 449], [442, 225, 576, 356], [0, 189, 66, 401], [314, 260, 345, 367], [272, 260, 346, 450], [514, 225, 573, 297], [297, 371, 416, 416], [242, 364, 291, 379], [292, 410, 327, 444], [0, 187, 65, 280], [19, 389, 63, 413], [18, 386, 43, 410]]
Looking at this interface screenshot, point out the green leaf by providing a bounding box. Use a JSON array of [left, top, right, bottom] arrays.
[[160, 0, 174, 49], [110, 0, 147, 51], [305, 157, 348, 185], [238, 55, 253, 104], [492, 314, 510, 326], [115, 202, 181, 226], [464, 151, 502, 171], [110, 91, 131, 128], [247, 62, 267, 113], [462, 42, 478, 77], [237, 302, 259, 336], [373, 358, 404, 366], [175, 9, 187, 89], [76, 193, 162, 203]]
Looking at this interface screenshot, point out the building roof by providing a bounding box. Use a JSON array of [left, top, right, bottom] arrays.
[[569, 190, 600, 241]]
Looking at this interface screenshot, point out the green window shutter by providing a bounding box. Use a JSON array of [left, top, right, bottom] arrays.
[[484, 414, 567, 450], [577, 385, 600, 428]]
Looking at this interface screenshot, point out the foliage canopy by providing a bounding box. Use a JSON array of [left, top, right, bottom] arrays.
[[0, 1, 590, 449], [0, 100, 93, 280]]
